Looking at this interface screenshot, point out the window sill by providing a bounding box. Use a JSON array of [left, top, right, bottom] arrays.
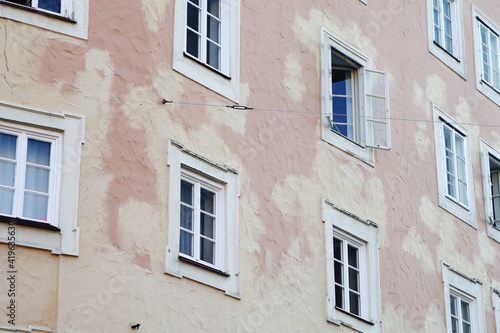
[[432, 41, 461, 63], [178, 255, 230, 277], [444, 194, 470, 212], [183, 52, 231, 80], [335, 306, 375, 326], [0, 0, 76, 23], [0, 215, 60, 232]]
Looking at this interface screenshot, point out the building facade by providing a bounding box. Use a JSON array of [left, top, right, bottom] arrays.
[[0, 0, 500, 332]]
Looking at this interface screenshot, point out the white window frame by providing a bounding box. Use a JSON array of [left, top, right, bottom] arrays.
[[442, 262, 486, 333], [321, 28, 391, 167], [0, 101, 84, 255], [0, 124, 61, 228], [479, 139, 500, 242], [179, 169, 225, 270], [433, 104, 476, 227], [492, 288, 500, 333], [427, 0, 466, 78], [323, 199, 382, 332], [473, 6, 500, 106], [173, 0, 240, 102], [166, 140, 240, 299], [0, 0, 89, 39]]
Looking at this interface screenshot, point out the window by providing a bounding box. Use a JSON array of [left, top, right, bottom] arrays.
[[0, 102, 84, 255], [473, 7, 500, 106], [321, 29, 391, 166], [442, 263, 486, 333], [166, 140, 240, 298], [433, 104, 476, 226], [323, 199, 382, 332], [479, 140, 500, 242], [332, 232, 365, 318], [0, 0, 89, 39], [173, 0, 240, 102], [179, 170, 223, 269], [2, 0, 71, 16], [449, 291, 473, 333], [0, 125, 60, 227], [185, 0, 225, 73], [427, 0, 466, 77], [492, 288, 500, 333]]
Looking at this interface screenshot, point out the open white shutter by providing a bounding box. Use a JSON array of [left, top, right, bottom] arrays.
[[365, 69, 391, 150]]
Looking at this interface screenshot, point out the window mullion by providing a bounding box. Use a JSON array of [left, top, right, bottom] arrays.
[[193, 182, 201, 260], [440, 0, 446, 46], [14, 133, 28, 218], [200, 0, 208, 64], [452, 129, 460, 200], [343, 240, 350, 312]]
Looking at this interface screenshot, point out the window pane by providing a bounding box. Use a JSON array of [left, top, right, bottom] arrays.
[[200, 213, 214, 238], [348, 267, 359, 292], [335, 285, 344, 309], [181, 180, 193, 205], [38, 0, 61, 13], [27, 139, 51, 166], [333, 238, 342, 260], [451, 317, 458, 333], [186, 29, 200, 58], [180, 230, 193, 256], [0, 133, 17, 160], [349, 291, 360, 316], [207, 15, 220, 43], [0, 161, 16, 187], [207, 41, 220, 69], [450, 294, 457, 315], [334, 261, 343, 284], [347, 245, 358, 268], [187, 2, 200, 31], [444, 126, 452, 149], [207, 0, 220, 18], [0, 188, 14, 215], [332, 97, 354, 139], [188, 0, 199, 5], [461, 300, 470, 322], [200, 188, 215, 213], [23, 192, 48, 220], [462, 323, 471, 333], [332, 69, 352, 96], [25, 166, 50, 193], [490, 34, 500, 89], [180, 205, 193, 230], [200, 238, 214, 264]]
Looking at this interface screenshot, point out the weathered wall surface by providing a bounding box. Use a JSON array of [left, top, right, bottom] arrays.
[[0, 0, 500, 332]]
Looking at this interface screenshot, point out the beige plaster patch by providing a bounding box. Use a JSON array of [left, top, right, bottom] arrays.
[[402, 227, 436, 273], [426, 74, 447, 109], [293, 9, 378, 66], [141, 0, 169, 33], [412, 82, 433, 160], [76, 48, 115, 109], [239, 82, 251, 106], [210, 100, 247, 135], [283, 52, 306, 104], [118, 198, 165, 270], [383, 303, 418, 333], [424, 303, 446, 332]]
